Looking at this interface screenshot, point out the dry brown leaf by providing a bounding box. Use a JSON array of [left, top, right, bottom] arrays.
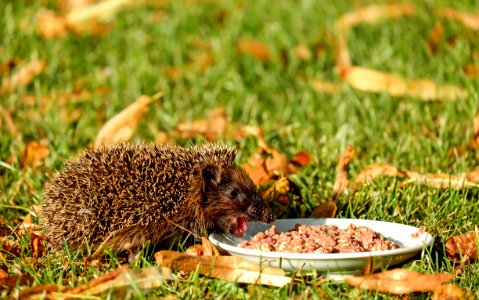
[[341, 66, 467, 100], [237, 38, 271, 62], [309, 79, 341, 94], [335, 3, 416, 68], [242, 154, 270, 187], [0, 237, 21, 258], [337, 3, 417, 30], [57, 0, 96, 12], [38, 9, 70, 38], [173, 107, 227, 141], [1, 60, 46, 93], [71, 266, 172, 295], [95, 95, 155, 146], [438, 8, 479, 30], [242, 148, 289, 187], [21, 141, 49, 168], [185, 237, 220, 256], [354, 163, 406, 188], [262, 177, 293, 206], [427, 21, 444, 54], [0, 273, 34, 290], [311, 198, 337, 218], [38, 0, 134, 38], [16, 283, 62, 299], [290, 151, 313, 168], [402, 170, 479, 189], [0, 108, 18, 139], [345, 269, 454, 294], [155, 250, 290, 287], [464, 64, 479, 78], [331, 145, 355, 197], [445, 229, 478, 264], [294, 44, 312, 61], [433, 284, 474, 300]]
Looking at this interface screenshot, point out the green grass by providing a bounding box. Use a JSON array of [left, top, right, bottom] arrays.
[[1, 0, 479, 298]]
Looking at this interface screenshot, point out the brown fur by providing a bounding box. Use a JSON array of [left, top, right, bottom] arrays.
[[41, 143, 274, 253]]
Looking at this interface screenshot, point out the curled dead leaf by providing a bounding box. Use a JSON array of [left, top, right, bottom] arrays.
[[332, 145, 355, 197], [155, 250, 290, 287], [95, 95, 155, 146], [173, 107, 227, 141], [337, 3, 417, 30], [311, 198, 337, 218], [445, 230, 478, 264], [345, 269, 454, 294], [185, 237, 220, 256], [341, 66, 467, 101], [354, 163, 405, 188]]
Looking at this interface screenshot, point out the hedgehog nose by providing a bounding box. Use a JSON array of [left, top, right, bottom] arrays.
[[262, 208, 276, 224]]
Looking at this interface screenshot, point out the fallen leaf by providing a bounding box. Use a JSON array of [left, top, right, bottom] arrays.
[[21, 141, 49, 168], [16, 283, 62, 299], [433, 284, 474, 300], [262, 177, 293, 206], [464, 64, 479, 78], [185, 237, 220, 256], [38, 9, 70, 38], [155, 250, 290, 287], [57, 0, 95, 12], [242, 154, 270, 187], [173, 107, 227, 141], [1, 60, 46, 93], [445, 230, 478, 264], [427, 21, 444, 54], [354, 163, 406, 188], [311, 198, 337, 218], [28, 233, 46, 259], [309, 79, 341, 94], [402, 170, 479, 189], [289, 151, 313, 168], [336, 3, 417, 30], [345, 269, 454, 294], [341, 66, 467, 101], [294, 44, 312, 61], [95, 94, 156, 146], [331, 145, 355, 197], [335, 3, 417, 68], [0, 273, 34, 290], [237, 38, 271, 62], [0, 108, 18, 139], [438, 8, 479, 30], [0, 237, 21, 258], [242, 148, 289, 186], [70, 266, 172, 295]]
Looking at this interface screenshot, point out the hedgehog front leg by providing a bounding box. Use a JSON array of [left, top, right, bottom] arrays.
[[84, 225, 147, 265]]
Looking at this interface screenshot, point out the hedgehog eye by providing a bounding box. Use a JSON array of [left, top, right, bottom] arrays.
[[229, 189, 240, 198]]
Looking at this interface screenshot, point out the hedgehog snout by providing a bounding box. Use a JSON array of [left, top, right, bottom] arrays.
[[246, 204, 275, 224]]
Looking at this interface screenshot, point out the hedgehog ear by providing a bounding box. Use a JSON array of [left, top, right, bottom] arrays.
[[202, 165, 221, 189]]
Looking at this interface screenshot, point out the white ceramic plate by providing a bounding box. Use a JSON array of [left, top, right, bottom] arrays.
[[209, 218, 433, 276]]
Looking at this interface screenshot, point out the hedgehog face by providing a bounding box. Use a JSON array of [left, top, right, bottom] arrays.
[[202, 164, 275, 237]]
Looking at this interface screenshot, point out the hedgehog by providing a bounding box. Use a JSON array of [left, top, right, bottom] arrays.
[[41, 143, 275, 255]]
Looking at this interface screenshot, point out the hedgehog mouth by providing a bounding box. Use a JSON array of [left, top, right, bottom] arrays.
[[232, 217, 248, 237]]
